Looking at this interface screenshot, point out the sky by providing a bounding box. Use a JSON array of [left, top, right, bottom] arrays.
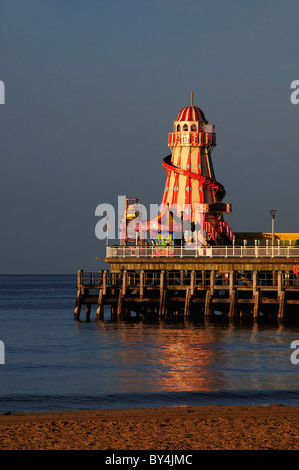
[[0, 0, 298, 274]]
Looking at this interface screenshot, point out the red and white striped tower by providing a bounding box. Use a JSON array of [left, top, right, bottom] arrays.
[[161, 92, 234, 245]]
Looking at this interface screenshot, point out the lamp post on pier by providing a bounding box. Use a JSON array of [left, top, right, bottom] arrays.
[[270, 210, 276, 245]]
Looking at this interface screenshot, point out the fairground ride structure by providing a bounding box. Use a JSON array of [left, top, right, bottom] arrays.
[[121, 92, 235, 247]]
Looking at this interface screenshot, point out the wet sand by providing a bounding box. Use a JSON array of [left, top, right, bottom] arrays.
[[0, 405, 298, 450]]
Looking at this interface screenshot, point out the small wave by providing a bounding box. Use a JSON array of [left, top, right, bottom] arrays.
[[1, 390, 299, 414]]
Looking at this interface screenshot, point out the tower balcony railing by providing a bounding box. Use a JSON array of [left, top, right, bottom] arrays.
[[168, 132, 216, 147], [106, 244, 299, 259]]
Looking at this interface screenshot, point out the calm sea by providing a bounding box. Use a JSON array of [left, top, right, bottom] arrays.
[[0, 274, 299, 414]]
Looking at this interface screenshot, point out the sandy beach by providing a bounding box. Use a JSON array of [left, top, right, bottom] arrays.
[[0, 405, 298, 450]]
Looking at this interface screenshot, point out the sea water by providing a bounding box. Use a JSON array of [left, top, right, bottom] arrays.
[[0, 274, 299, 413]]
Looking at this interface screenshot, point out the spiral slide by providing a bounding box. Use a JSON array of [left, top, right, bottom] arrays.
[[162, 155, 234, 245]]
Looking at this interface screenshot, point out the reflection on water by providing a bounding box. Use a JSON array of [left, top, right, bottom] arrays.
[[142, 326, 225, 392], [74, 319, 299, 396], [1, 274, 299, 412]]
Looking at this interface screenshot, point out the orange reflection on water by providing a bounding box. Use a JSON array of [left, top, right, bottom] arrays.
[[101, 322, 229, 393], [151, 326, 226, 392]]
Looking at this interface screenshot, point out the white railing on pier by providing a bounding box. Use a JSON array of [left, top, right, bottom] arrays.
[[106, 244, 299, 259]]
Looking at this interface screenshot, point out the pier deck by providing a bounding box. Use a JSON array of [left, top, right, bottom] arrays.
[[74, 253, 299, 322]]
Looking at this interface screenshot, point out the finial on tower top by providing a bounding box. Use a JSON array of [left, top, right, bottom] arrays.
[[190, 91, 193, 106]]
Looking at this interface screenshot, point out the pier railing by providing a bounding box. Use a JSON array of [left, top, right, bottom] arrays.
[[78, 269, 299, 289], [106, 244, 299, 259]]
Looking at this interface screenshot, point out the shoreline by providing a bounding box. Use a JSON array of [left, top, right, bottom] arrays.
[[1, 404, 299, 450]]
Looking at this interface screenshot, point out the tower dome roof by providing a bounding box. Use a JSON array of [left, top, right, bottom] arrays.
[[176, 105, 207, 123]]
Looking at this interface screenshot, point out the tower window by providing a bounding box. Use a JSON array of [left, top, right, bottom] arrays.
[[183, 124, 188, 131], [176, 124, 181, 131], [191, 124, 197, 131]]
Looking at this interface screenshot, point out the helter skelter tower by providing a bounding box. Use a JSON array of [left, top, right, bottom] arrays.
[[161, 92, 234, 245]]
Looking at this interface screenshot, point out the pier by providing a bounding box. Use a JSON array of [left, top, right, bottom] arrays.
[[75, 95, 299, 324], [74, 245, 299, 323]]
